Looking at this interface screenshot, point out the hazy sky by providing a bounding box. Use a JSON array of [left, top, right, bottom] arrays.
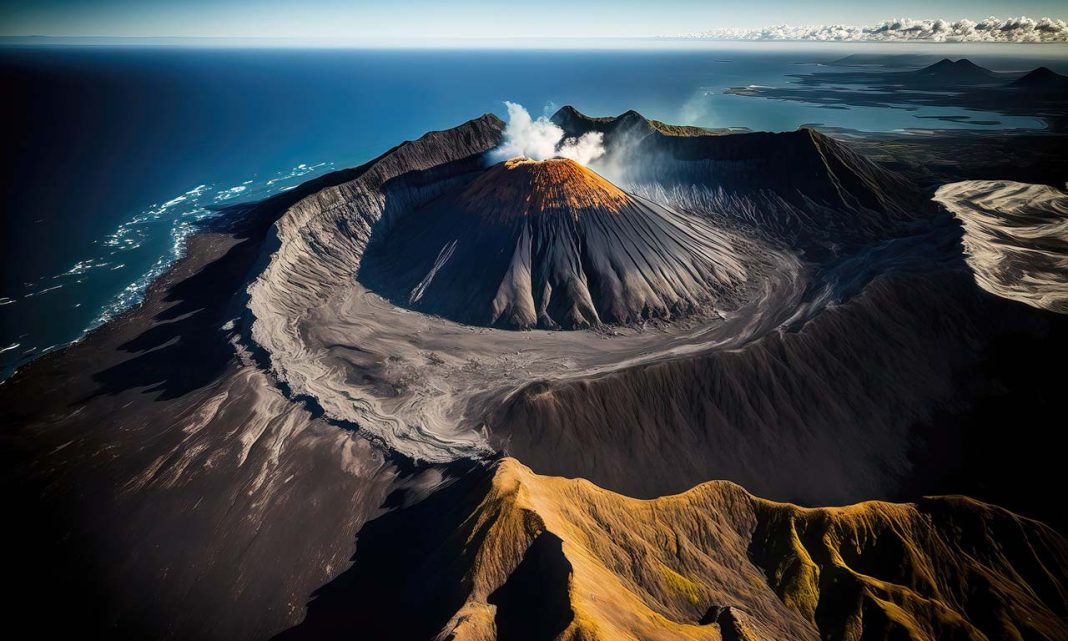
[[1, 1, 1066, 38]]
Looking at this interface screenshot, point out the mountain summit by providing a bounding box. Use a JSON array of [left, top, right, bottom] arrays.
[[1010, 66, 1068, 94], [456, 157, 628, 223], [912, 58, 996, 83]]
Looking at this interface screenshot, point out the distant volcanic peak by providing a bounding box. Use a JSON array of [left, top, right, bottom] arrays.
[[459, 157, 628, 223], [1011, 66, 1068, 91], [915, 58, 995, 81], [932, 58, 984, 70], [1018, 66, 1053, 81]]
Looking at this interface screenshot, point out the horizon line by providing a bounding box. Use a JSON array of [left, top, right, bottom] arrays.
[[4, 35, 1068, 49]]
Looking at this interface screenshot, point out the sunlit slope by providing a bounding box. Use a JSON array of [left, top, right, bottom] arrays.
[[935, 180, 1068, 314], [282, 459, 1068, 641]]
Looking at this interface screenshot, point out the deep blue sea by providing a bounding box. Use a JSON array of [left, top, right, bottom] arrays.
[[3, 45, 1067, 379]]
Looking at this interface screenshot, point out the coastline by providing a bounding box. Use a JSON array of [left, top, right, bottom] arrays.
[[0, 162, 409, 638]]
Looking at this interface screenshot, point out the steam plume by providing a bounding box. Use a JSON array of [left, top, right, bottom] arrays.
[[490, 102, 605, 166]]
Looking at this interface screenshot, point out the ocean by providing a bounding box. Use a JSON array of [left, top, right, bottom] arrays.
[[2, 44, 1066, 379]]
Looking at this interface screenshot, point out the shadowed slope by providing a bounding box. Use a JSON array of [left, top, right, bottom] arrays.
[[552, 106, 923, 216], [552, 106, 931, 259]]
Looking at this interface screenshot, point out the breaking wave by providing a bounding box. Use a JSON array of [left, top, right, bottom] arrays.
[[1, 161, 336, 381]]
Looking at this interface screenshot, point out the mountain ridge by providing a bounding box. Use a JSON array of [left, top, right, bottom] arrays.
[[280, 458, 1068, 641], [552, 105, 923, 218]]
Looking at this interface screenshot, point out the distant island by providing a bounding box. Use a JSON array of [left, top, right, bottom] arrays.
[[726, 58, 1068, 131]]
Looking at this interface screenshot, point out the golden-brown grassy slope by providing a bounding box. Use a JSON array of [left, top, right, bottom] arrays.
[[437, 459, 1067, 641]]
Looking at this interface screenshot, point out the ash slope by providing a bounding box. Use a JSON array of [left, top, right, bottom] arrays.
[[360, 157, 748, 329], [247, 113, 508, 460], [934, 180, 1068, 314], [280, 459, 1068, 641], [0, 198, 403, 640]]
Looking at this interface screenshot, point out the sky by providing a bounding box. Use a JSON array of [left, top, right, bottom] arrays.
[[1, 0, 1067, 39]]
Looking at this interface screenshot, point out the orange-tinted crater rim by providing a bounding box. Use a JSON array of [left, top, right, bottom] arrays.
[[458, 157, 628, 221]]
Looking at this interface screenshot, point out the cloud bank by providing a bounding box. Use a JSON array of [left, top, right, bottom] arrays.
[[490, 102, 605, 166], [679, 16, 1068, 43]]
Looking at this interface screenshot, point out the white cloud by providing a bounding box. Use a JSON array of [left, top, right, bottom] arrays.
[[677, 16, 1068, 44], [490, 102, 605, 166]]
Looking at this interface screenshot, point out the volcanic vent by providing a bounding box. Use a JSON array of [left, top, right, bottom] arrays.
[[360, 157, 749, 328]]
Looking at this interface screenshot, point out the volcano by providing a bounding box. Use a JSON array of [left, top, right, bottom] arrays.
[[911, 58, 997, 84], [5, 106, 1068, 641], [1010, 66, 1068, 95], [360, 157, 749, 329]]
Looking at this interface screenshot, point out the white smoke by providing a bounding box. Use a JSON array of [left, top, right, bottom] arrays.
[[490, 101, 605, 166], [677, 16, 1068, 43], [556, 130, 607, 166]]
